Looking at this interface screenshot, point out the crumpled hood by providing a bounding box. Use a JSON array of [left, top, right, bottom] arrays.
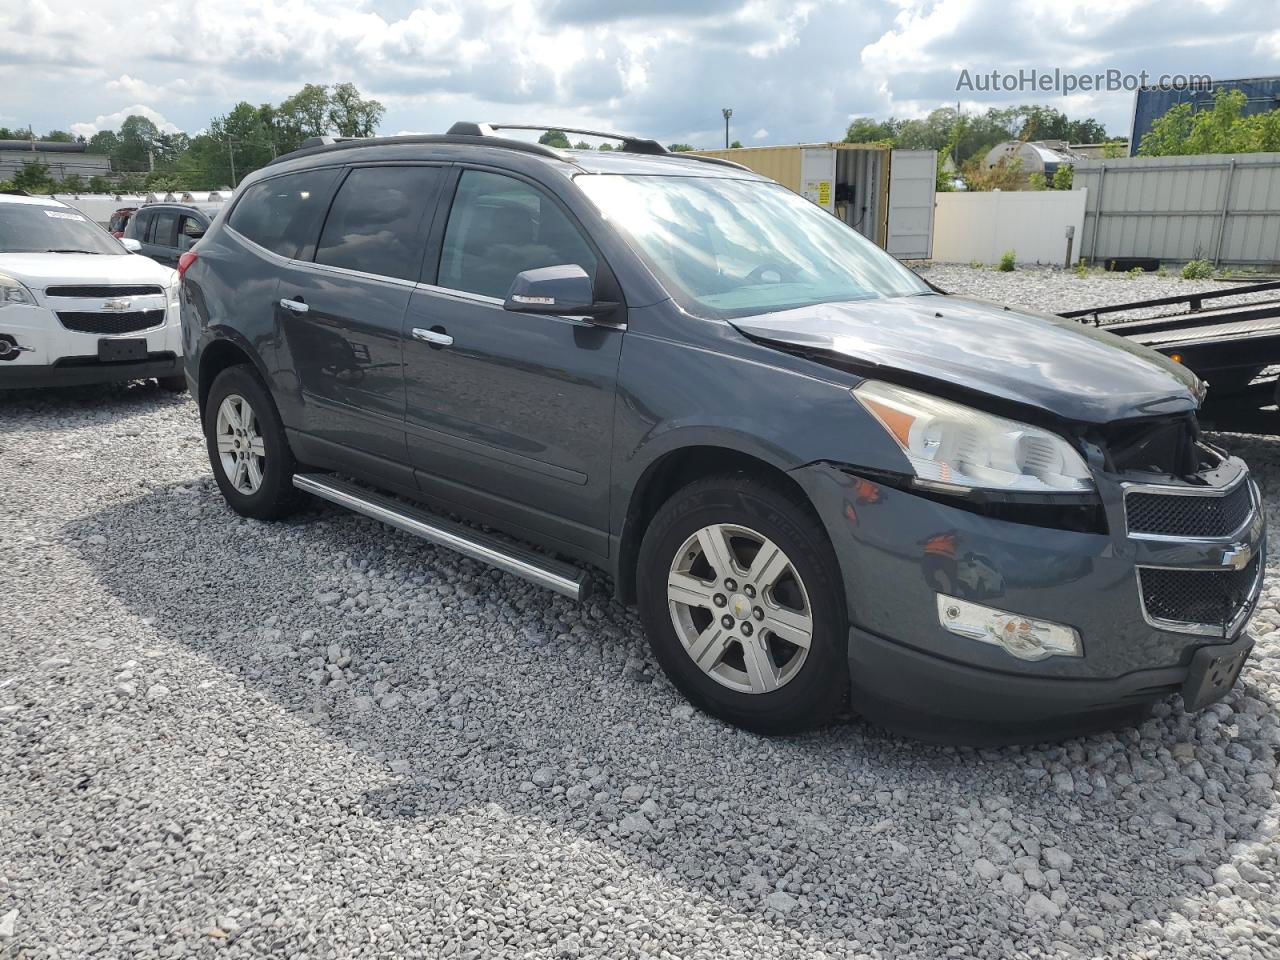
[[0, 252, 176, 289], [732, 293, 1202, 424]]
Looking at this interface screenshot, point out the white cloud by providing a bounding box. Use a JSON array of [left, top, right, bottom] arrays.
[[752, 127, 769, 139], [70, 105, 182, 138], [1, 0, 1274, 149]]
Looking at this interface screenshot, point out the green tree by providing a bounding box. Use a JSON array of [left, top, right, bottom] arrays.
[[275, 83, 332, 152], [844, 117, 898, 143], [328, 82, 384, 138], [572, 140, 593, 150], [597, 142, 614, 151], [116, 172, 147, 193], [43, 129, 74, 143], [115, 115, 162, 171], [1139, 88, 1280, 156], [12, 162, 55, 192], [86, 130, 120, 157], [538, 129, 572, 149], [58, 173, 86, 193], [88, 175, 112, 193], [667, 143, 695, 152], [729, 139, 743, 148], [1101, 139, 1127, 158], [1052, 163, 1074, 190]]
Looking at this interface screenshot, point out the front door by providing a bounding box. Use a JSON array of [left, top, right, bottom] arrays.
[[402, 168, 624, 557], [279, 163, 446, 467]]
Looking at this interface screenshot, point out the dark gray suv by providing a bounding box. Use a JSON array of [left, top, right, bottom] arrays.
[[179, 123, 1264, 740]]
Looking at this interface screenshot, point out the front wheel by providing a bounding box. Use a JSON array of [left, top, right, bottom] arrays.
[[637, 473, 849, 734], [203, 364, 300, 521]]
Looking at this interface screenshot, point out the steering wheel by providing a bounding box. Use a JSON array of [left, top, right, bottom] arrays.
[[745, 262, 797, 284]]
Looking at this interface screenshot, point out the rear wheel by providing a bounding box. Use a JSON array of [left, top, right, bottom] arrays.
[[637, 473, 849, 734], [204, 364, 300, 521]]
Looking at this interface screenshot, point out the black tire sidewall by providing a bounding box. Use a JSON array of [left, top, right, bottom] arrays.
[[204, 365, 296, 520], [637, 477, 849, 734]]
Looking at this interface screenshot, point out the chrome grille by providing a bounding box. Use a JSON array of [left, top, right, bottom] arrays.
[[1126, 480, 1253, 538], [1138, 556, 1259, 633], [45, 285, 164, 298], [56, 310, 165, 335]]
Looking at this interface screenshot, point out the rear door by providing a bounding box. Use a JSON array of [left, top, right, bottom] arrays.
[[143, 208, 180, 266], [401, 167, 625, 557], [886, 149, 937, 260], [276, 163, 446, 470]]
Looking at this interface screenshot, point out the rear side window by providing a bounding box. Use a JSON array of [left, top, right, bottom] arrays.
[[228, 169, 338, 259], [438, 170, 598, 300], [151, 210, 178, 248], [315, 166, 442, 282], [130, 210, 151, 240]]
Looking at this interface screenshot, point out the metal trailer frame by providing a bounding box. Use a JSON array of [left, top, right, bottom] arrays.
[[1059, 281, 1280, 417]]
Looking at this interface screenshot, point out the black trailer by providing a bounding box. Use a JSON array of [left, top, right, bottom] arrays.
[[1061, 281, 1280, 424]]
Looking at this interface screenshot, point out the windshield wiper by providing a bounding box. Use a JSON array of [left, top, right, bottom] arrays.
[[44, 248, 105, 254]]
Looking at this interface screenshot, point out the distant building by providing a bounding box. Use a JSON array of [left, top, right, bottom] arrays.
[[982, 140, 1087, 179], [1071, 141, 1129, 159], [1130, 76, 1280, 156], [0, 140, 112, 181]]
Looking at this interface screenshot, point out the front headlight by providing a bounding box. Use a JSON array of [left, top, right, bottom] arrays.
[[853, 380, 1093, 494], [0, 273, 36, 308]]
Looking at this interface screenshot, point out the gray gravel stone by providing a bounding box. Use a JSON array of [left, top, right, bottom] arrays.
[[3, 272, 1280, 958]]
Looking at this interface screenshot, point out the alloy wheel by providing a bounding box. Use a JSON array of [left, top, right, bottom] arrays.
[[214, 394, 266, 495], [666, 522, 813, 694]]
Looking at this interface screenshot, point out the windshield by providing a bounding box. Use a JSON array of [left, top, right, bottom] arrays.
[[0, 203, 125, 255], [575, 174, 929, 319]]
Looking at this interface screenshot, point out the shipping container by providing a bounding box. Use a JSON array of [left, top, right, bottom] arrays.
[[689, 143, 937, 259]]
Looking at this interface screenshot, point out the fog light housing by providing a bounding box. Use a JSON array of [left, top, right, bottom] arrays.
[[937, 594, 1082, 661]]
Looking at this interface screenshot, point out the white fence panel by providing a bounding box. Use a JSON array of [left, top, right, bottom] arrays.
[[931, 189, 1087, 265]]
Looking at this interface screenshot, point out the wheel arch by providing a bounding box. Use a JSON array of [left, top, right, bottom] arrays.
[[614, 443, 820, 605], [197, 334, 267, 418]]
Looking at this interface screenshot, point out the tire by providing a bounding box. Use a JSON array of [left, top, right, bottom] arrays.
[[157, 374, 188, 393], [637, 472, 849, 735], [203, 364, 300, 521]]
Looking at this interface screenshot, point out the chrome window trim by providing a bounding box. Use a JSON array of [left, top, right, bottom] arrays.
[[226, 224, 419, 289], [1121, 468, 1257, 543], [1134, 556, 1264, 638]]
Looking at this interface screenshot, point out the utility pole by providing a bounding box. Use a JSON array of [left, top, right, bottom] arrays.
[[722, 108, 733, 149], [225, 136, 240, 188]]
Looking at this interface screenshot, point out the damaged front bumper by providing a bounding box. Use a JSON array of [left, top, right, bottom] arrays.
[[791, 451, 1265, 739]]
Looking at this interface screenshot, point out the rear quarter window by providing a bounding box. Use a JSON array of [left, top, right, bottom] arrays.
[[227, 168, 339, 259]]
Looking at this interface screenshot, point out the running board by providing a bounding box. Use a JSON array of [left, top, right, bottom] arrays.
[[292, 473, 591, 601]]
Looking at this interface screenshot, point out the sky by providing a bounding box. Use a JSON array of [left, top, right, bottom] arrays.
[[0, 0, 1276, 147]]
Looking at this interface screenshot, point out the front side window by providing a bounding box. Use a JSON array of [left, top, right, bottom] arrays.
[[0, 202, 125, 255], [228, 168, 338, 259], [574, 174, 929, 319], [438, 170, 598, 300], [315, 166, 442, 282]]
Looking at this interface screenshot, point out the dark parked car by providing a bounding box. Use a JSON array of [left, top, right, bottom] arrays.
[[125, 202, 219, 267], [179, 123, 1264, 740]]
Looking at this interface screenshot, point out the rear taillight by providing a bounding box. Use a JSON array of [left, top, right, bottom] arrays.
[[177, 251, 198, 278]]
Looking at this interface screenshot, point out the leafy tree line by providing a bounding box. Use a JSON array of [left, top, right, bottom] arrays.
[[1139, 88, 1280, 156], [0, 82, 384, 194]]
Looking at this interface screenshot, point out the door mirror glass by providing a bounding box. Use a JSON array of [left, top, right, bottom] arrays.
[[120, 237, 142, 253], [504, 264, 597, 314]]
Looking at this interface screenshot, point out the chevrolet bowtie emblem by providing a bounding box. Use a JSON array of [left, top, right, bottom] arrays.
[[102, 298, 131, 312], [1222, 543, 1253, 571]]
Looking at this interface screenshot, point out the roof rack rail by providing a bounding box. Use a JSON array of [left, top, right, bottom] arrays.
[[674, 153, 753, 172], [268, 132, 565, 166], [448, 122, 668, 157]]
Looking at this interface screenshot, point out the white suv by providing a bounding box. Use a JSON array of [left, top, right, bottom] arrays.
[[0, 193, 185, 390]]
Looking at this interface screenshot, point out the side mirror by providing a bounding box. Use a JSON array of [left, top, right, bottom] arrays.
[[120, 237, 142, 253], [503, 264, 618, 317]]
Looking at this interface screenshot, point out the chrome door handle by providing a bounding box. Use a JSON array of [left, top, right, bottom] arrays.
[[279, 298, 309, 313], [412, 327, 453, 347]]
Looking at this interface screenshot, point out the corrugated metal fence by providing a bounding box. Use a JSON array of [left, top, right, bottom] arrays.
[[1075, 152, 1280, 267]]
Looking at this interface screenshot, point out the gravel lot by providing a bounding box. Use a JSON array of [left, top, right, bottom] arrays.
[[2, 266, 1279, 958]]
